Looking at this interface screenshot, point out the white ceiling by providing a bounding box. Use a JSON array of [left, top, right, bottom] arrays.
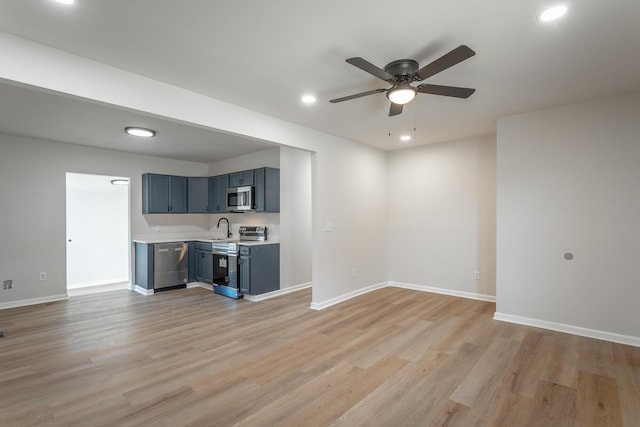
[[1, 0, 639, 159]]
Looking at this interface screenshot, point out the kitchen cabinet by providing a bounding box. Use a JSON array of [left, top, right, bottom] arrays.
[[239, 243, 279, 295], [254, 167, 280, 212], [208, 174, 229, 213], [134, 242, 154, 290], [194, 246, 214, 283], [187, 177, 209, 213], [229, 170, 254, 187], [142, 173, 188, 213]]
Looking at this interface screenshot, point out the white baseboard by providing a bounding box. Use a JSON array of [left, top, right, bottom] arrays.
[[133, 286, 154, 296], [244, 282, 312, 302], [187, 282, 212, 291], [309, 282, 387, 310], [67, 278, 129, 290], [0, 294, 68, 310], [310, 281, 495, 311], [493, 312, 640, 348], [389, 281, 496, 303]]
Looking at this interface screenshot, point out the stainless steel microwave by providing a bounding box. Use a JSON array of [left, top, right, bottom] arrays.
[[227, 186, 253, 211]]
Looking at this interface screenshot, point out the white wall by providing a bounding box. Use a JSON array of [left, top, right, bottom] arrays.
[[0, 33, 389, 308], [208, 147, 280, 175], [311, 143, 388, 305], [0, 134, 210, 305], [387, 135, 497, 299], [496, 91, 640, 341], [279, 146, 312, 289], [66, 173, 129, 288]]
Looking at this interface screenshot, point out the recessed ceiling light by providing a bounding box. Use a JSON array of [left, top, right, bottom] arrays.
[[54, 0, 75, 5], [539, 5, 568, 22], [302, 94, 317, 104], [125, 127, 156, 138], [400, 135, 412, 142], [110, 179, 129, 186]]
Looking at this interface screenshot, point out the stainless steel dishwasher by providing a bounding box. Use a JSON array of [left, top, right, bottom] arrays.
[[153, 242, 188, 290]]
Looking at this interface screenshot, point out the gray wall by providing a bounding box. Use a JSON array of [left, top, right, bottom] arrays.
[[0, 134, 210, 305], [387, 134, 496, 298], [496, 91, 640, 340]]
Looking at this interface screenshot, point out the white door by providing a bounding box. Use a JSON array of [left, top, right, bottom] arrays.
[[66, 173, 129, 290]]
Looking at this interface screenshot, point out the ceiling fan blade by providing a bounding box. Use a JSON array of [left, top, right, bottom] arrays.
[[417, 84, 476, 98], [346, 57, 395, 81], [329, 88, 387, 103], [389, 102, 403, 116], [415, 45, 476, 81]]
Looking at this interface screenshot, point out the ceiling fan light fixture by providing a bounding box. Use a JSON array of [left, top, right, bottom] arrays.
[[387, 86, 416, 105]]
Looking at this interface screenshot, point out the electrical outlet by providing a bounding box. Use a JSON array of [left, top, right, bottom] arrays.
[[474, 271, 480, 280], [351, 267, 357, 277], [39, 272, 47, 281], [3, 280, 12, 290]]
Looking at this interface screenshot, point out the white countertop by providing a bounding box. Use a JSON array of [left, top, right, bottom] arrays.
[[133, 237, 278, 246]]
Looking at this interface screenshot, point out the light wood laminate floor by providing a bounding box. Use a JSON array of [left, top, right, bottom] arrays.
[[0, 287, 638, 426]]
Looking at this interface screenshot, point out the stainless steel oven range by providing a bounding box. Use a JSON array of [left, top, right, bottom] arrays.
[[211, 226, 268, 299], [211, 241, 241, 299]]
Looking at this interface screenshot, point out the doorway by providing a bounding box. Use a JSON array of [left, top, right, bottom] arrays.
[[65, 173, 130, 295]]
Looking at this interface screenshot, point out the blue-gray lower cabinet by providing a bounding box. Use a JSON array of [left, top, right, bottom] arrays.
[[142, 173, 188, 213], [208, 174, 229, 213], [134, 242, 154, 290], [187, 177, 209, 213], [239, 244, 279, 295], [254, 167, 280, 212], [193, 242, 214, 283]]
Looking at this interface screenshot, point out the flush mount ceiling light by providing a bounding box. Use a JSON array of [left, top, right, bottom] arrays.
[[539, 4, 568, 22], [301, 94, 317, 104], [386, 84, 417, 105], [125, 127, 156, 138], [110, 179, 129, 186], [53, 0, 75, 5], [400, 135, 412, 142]]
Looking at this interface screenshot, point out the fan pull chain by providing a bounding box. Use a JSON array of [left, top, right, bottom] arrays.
[[413, 97, 417, 132]]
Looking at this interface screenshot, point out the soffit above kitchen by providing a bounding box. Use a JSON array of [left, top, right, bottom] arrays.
[[1, 1, 640, 152], [0, 82, 276, 163]]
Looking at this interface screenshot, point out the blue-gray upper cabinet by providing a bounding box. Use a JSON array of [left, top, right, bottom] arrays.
[[187, 177, 209, 213], [254, 167, 280, 212], [228, 170, 254, 187], [208, 174, 229, 213], [142, 173, 188, 213]]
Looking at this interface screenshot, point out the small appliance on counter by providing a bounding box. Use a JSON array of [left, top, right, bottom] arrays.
[[238, 226, 267, 241], [212, 226, 268, 299]]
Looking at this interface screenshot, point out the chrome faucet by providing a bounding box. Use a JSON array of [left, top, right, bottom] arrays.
[[216, 217, 232, 238]]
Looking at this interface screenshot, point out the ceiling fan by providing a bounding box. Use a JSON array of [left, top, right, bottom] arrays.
[[329, 45, 476, 116]]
